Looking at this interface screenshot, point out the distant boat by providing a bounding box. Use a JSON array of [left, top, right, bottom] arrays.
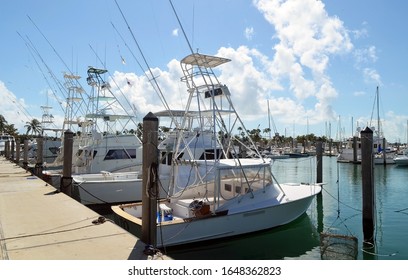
[[337, 87, 395, 164], [112, 52, 322, 247], [262, 149, 290, 159], [283, 146, 309, 158], [394, 149, 408, 166]]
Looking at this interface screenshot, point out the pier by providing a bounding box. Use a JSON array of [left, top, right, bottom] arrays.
[[0, 156, 169, 260]]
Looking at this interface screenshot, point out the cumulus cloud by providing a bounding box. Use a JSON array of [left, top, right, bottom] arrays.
[[363, 68, 381, 85], [251, 0, 353, 126], [108, 58, 185, 123], [99, 0, 353, 131], [0, 81, 31, 131], [244, 27, 254, 40], [354, 45, 378, 67]]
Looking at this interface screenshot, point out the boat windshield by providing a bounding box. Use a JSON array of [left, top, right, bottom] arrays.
[[218, 164, 273, 192]]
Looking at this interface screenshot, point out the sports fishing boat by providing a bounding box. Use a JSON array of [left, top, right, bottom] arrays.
[[43, 67, 144, 201], [112, 53, 322, 247]]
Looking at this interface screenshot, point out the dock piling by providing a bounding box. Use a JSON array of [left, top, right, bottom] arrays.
[[316, 140, 324, 233], [361, 127, 375, 243], [35, 136, 43, 177], [60, 130, 73, 197], [10, 139, 15, 162], [141, 112, 158, 249], [316, 140, 323, 184], [353, 136, 358, 163], [23, 139, 28, 170], [15, 139, 20, 164]]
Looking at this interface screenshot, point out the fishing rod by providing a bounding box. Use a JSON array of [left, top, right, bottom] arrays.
[[26, 15, 87, 100], [17, 32, 67, 115], [88, 43, 141, 126], [113, 0, 181, 129]]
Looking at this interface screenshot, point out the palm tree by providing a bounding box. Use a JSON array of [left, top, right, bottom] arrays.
[[25, 118, 42, 136], [4, 123, 18, 137], [0, 114, 7, 134]]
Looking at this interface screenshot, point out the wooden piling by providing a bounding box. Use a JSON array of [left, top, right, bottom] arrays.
[[60, 130, 73, 197], [382, 137, 386, 165], [361, 127, 375, 243], [5, 140, 10, 159], [10, 139, 15, 162], [15, 139, 20, 164], [23, 139, 29, 170], [35, 137, 43, 176], [353, 136, 358, 163], [316, 141, 323, 184], [141, 112, 158, 248], [316, 140, 324, 233]]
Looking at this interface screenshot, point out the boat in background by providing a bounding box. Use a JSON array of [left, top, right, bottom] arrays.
[[112, 52, 322, 248], [43, 67, 143, 190], [338, 87, 395, 164], [394, 149, 408, 166]]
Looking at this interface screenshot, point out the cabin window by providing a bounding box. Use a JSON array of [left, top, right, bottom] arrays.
[[200, 149, 223, 160], [204, 87, 223, 98], [104, 149, 136, 160], [161, 152, 184, 165], [224, 184, 232, 192]]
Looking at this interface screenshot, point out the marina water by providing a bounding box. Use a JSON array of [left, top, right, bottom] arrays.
[[160, 156, 408, 260]]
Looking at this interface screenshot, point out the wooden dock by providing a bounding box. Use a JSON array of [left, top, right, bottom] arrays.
[[0, 157, 170, 260]]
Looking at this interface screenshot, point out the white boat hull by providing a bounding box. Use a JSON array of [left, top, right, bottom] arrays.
[[73, 172, 169, 205], [394, 155, 408, 166]]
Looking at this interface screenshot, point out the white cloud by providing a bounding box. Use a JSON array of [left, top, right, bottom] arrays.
[[172, 28, 179, 37], [0, 81, 32, 132], [244, 27, 254, 40], [363, 68, 381, 85], [104, 0, 355, 132], [251, 0, 352, 126], [354, 91, 366, 97], [354, 45, 378, 67], [352, 21, 369, 39]]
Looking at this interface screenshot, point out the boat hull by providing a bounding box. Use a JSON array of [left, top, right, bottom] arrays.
[[73, 172, 169, 205], [394, 155, 408, 166]]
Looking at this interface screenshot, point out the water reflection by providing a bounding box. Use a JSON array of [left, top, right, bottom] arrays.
[[165, 214, 320, 260]]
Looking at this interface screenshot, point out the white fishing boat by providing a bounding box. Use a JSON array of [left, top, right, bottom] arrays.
[[394, 149, 408, 166], [71, 171, 170, 205], [43, 68, 143, 184], [112, 52, 322, 248]]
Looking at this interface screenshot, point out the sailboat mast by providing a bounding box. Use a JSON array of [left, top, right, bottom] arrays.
[[377, 86, 380, 138], [267, 100, 272, 140]]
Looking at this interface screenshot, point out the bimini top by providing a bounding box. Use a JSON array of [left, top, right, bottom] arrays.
[[181, 53, 231, 68]]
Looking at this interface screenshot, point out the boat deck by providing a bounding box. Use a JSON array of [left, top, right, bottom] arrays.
[[0, 156, 170, 260]]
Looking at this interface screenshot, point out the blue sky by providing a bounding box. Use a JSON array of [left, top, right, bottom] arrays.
[[1, 0, 407, 143]]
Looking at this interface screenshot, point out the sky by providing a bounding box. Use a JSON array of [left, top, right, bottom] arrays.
[[1, 0, 408, 143]]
